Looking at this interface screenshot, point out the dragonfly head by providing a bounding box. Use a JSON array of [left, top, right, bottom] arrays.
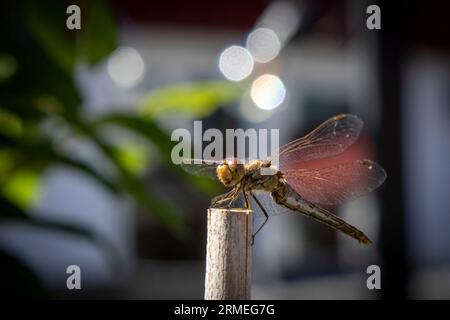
[[216, 158, 245, 187]]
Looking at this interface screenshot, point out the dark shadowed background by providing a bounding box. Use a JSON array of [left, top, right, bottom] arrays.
[[0, 0, 449, 299]]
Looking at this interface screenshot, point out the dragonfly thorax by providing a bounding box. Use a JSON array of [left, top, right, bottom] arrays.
[[244, 160, 283, 193]]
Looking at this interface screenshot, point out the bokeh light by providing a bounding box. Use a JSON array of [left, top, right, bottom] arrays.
[[107, 46, 145, 88], [219, 45, 254, 81], [246, 28, 281, 63], [239, 92, 274, 123], [257, 1, 301, 45], [250, 74, 286, 110]]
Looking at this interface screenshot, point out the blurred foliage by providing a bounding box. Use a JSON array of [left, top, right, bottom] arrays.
[[113, 143, 150, 175], [139, 81, 242, 118], [77, 0, 118, 65], [0, 0, 240, 297], [1, 169, 41, 209]]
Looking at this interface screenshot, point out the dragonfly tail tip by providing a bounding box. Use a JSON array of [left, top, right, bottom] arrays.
[[359, 237, 373, 245]]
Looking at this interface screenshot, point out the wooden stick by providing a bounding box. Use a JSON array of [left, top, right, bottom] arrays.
[[204, 208, 253, 300]]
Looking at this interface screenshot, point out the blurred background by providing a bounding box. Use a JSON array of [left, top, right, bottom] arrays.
[[0, 0, 449, 299]]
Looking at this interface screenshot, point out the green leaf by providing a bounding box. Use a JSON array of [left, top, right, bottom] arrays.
[[139, 81, 243, 118], [0, 2, 82, 117], [22, 0, 76, 74], [93, 114, 173, 159], [78, 0, 118, 65], [22, 0, 118, 71], [0, 194, 28, 220], [0, 108, 22, 137], [0, 132, 120, 196], [112, 143, 150, 175], [1, 169, 41, 209], [0, 53, 18, 82]]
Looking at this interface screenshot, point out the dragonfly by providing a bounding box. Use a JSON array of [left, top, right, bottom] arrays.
[[181, 114, 387, 245]]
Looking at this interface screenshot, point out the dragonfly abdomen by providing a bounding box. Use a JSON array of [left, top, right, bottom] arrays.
[[272, 182, 372, 245]]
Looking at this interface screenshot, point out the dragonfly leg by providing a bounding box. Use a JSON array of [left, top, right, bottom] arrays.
[[212, 188, 239, 208], [250, 192, 269, 246], [242, 189, 250, 209], [225, 187, 240, 209]]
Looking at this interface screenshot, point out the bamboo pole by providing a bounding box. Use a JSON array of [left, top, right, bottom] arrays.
[[204, 208, 253, 300]]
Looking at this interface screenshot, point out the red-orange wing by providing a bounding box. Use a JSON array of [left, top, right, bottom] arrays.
[[282, 160, 387, 206], [278, 114, 363, 170]]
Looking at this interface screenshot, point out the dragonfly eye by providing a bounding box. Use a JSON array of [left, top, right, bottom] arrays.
[[226, 157, 239, 166], [216, 161, 244, 187]]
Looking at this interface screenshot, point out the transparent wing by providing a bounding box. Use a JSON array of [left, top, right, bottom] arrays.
[[283, 160, 386, 206], [180, 159, 220, 179], [250, 190, 295, 219], [278, 114, 363, 170]]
